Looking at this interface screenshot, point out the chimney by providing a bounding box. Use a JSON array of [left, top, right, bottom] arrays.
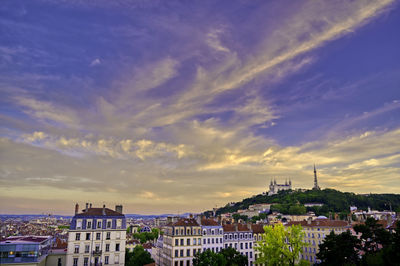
[[75, 203, 79, 215], [307, 217, 312, 225], [89, 203, 92, 209], [85, 203, 89, 212], [102, 204, 106, 216], [234, 224, 238, 231], [189, 213, 193, 218], [115, 205, 123, 214]]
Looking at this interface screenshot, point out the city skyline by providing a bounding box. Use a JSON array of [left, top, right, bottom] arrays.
[[1, 0, 400, 215]]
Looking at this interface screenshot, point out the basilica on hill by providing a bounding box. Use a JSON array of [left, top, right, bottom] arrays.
[[268, 164, 321, 196]]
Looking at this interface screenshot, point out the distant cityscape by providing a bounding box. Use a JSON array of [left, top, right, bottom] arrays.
[[1, 168, 398, 266]]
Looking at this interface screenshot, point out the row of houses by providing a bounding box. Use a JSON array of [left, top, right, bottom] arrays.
[[151, 215, 353, 266]]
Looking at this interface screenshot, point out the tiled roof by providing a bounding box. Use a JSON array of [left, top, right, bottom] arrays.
[[75, 208, 124, 217], [201, 218, 220, 226], [287, 219, 349, 227], [172, 218, 199, 226], [222, 224, 251, 232], [251, 224, 265, 234]]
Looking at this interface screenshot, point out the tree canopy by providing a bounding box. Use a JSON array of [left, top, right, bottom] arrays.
[[256, 224, 308, 266], [317, 218, 400, 266], [193, 247, 248, 266], [125, 245, 154, 266]]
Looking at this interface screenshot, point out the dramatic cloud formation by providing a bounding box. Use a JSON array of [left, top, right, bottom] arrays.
[[0, 0, 399, 214]]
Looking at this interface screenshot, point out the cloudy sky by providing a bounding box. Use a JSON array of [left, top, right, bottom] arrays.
[[1, 0, 400, 215]]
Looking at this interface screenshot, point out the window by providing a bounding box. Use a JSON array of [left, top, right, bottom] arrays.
[[96, 233, 101, 240], [86, 233, 90, 240], [193, 249, 196, 255], [58, 258, 62, 266], [225, 244, 228, 248], [105, 256, 109, 265], [175, 250, 178, 257], [240, 233, 243, 239], [106, 244, 110, 252], [216, 238, 218, 243], [203, 239, 206, 244], [187, 239, 190, 245], [175, 229, 179, 235], [180, 250, 183, 257], [83, 257, 88, 266], [211, 229, 214, 235], [181, 239, 184, 246], [77, 220, 82, 229], [175, 262, 178, 266], [115, 255, 119, 264], [106, 232, 111, 240], [85, 245, 89, 253], [97, 220, 102, 228], [95, 244, 100, 252], [235, 243, 237, 249], [175, 239, 179, 246], [73, 258, 78, 266], [212, 238, 214, 244], [187, 249, 190, 256], [75, 233, 81, 241], [193, 238, 196, 245], [245, 243, 248, 249], [250, 252, 252, 258], [87, 221, 92, 229], [207, 238, 210, 244], [116, 219, 122, 229], [240, 243, 243, 249], [249, 242, 252, 249], [74, 245, 79, 253], [116, 243, 120, 252], [107, 221, 111, 228], [116, 232, 121, 239], [187, 229, 190, 235]]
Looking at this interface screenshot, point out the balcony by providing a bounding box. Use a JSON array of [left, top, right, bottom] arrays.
[[92, 250, 102, 256]]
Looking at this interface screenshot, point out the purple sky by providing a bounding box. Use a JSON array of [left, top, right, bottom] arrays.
[[1, 0, 400, 215]]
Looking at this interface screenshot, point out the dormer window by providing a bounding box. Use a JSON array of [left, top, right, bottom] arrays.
[[87, 221, 92, 229]]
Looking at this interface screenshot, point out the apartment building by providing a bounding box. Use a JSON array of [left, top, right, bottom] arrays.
[[200, 218, 223, 253], [66, 203, 126, 266], [161, 218, 202, 266], [286, 217, 350, 264], [222, 224, 254, 265], [251, 224, 265, 266]]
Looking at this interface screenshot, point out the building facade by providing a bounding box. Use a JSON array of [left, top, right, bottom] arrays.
[[268, 179, 292, 196], [161, 218, 202, 266], [222, 224, 254, 265], [200, 219, 223, 253], [286, 217, 349, 264], [0, 236, 52, 266], [251, 224, 265, 266], [66, 203, 126, 266]]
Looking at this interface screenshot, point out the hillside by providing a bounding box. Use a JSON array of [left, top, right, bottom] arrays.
[[214, 189, 400, 217]]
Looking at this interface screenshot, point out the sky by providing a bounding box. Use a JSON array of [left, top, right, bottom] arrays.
[[1, 0, 400, 215]]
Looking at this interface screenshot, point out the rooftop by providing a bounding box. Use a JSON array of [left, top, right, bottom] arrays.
[[75, 207, 124, 217], [0, 235, 52, 244], [286, 219, 349, 228]]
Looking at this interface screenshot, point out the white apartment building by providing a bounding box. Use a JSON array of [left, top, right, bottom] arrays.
[[66, 203, 126, 266], [200, 218, 223, 253], [222, 224, 254, 266]]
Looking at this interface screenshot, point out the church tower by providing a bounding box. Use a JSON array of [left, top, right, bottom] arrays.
[[313, 164, 321, 190]]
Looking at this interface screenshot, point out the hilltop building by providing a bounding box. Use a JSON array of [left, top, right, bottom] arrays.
[[66, 203, 126, 266], [268, 179, 292, 196]]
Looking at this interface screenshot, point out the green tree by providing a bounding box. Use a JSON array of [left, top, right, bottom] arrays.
[[353, 217, 392, 255], [288, 205, 306, 215], [193, 247, 247, 266], [125, 246, 154, 266], [316, 230, 361, 266], [193, 249, 226, 266], [220, 247, 248, 266], [256, 224, 307, 266]]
